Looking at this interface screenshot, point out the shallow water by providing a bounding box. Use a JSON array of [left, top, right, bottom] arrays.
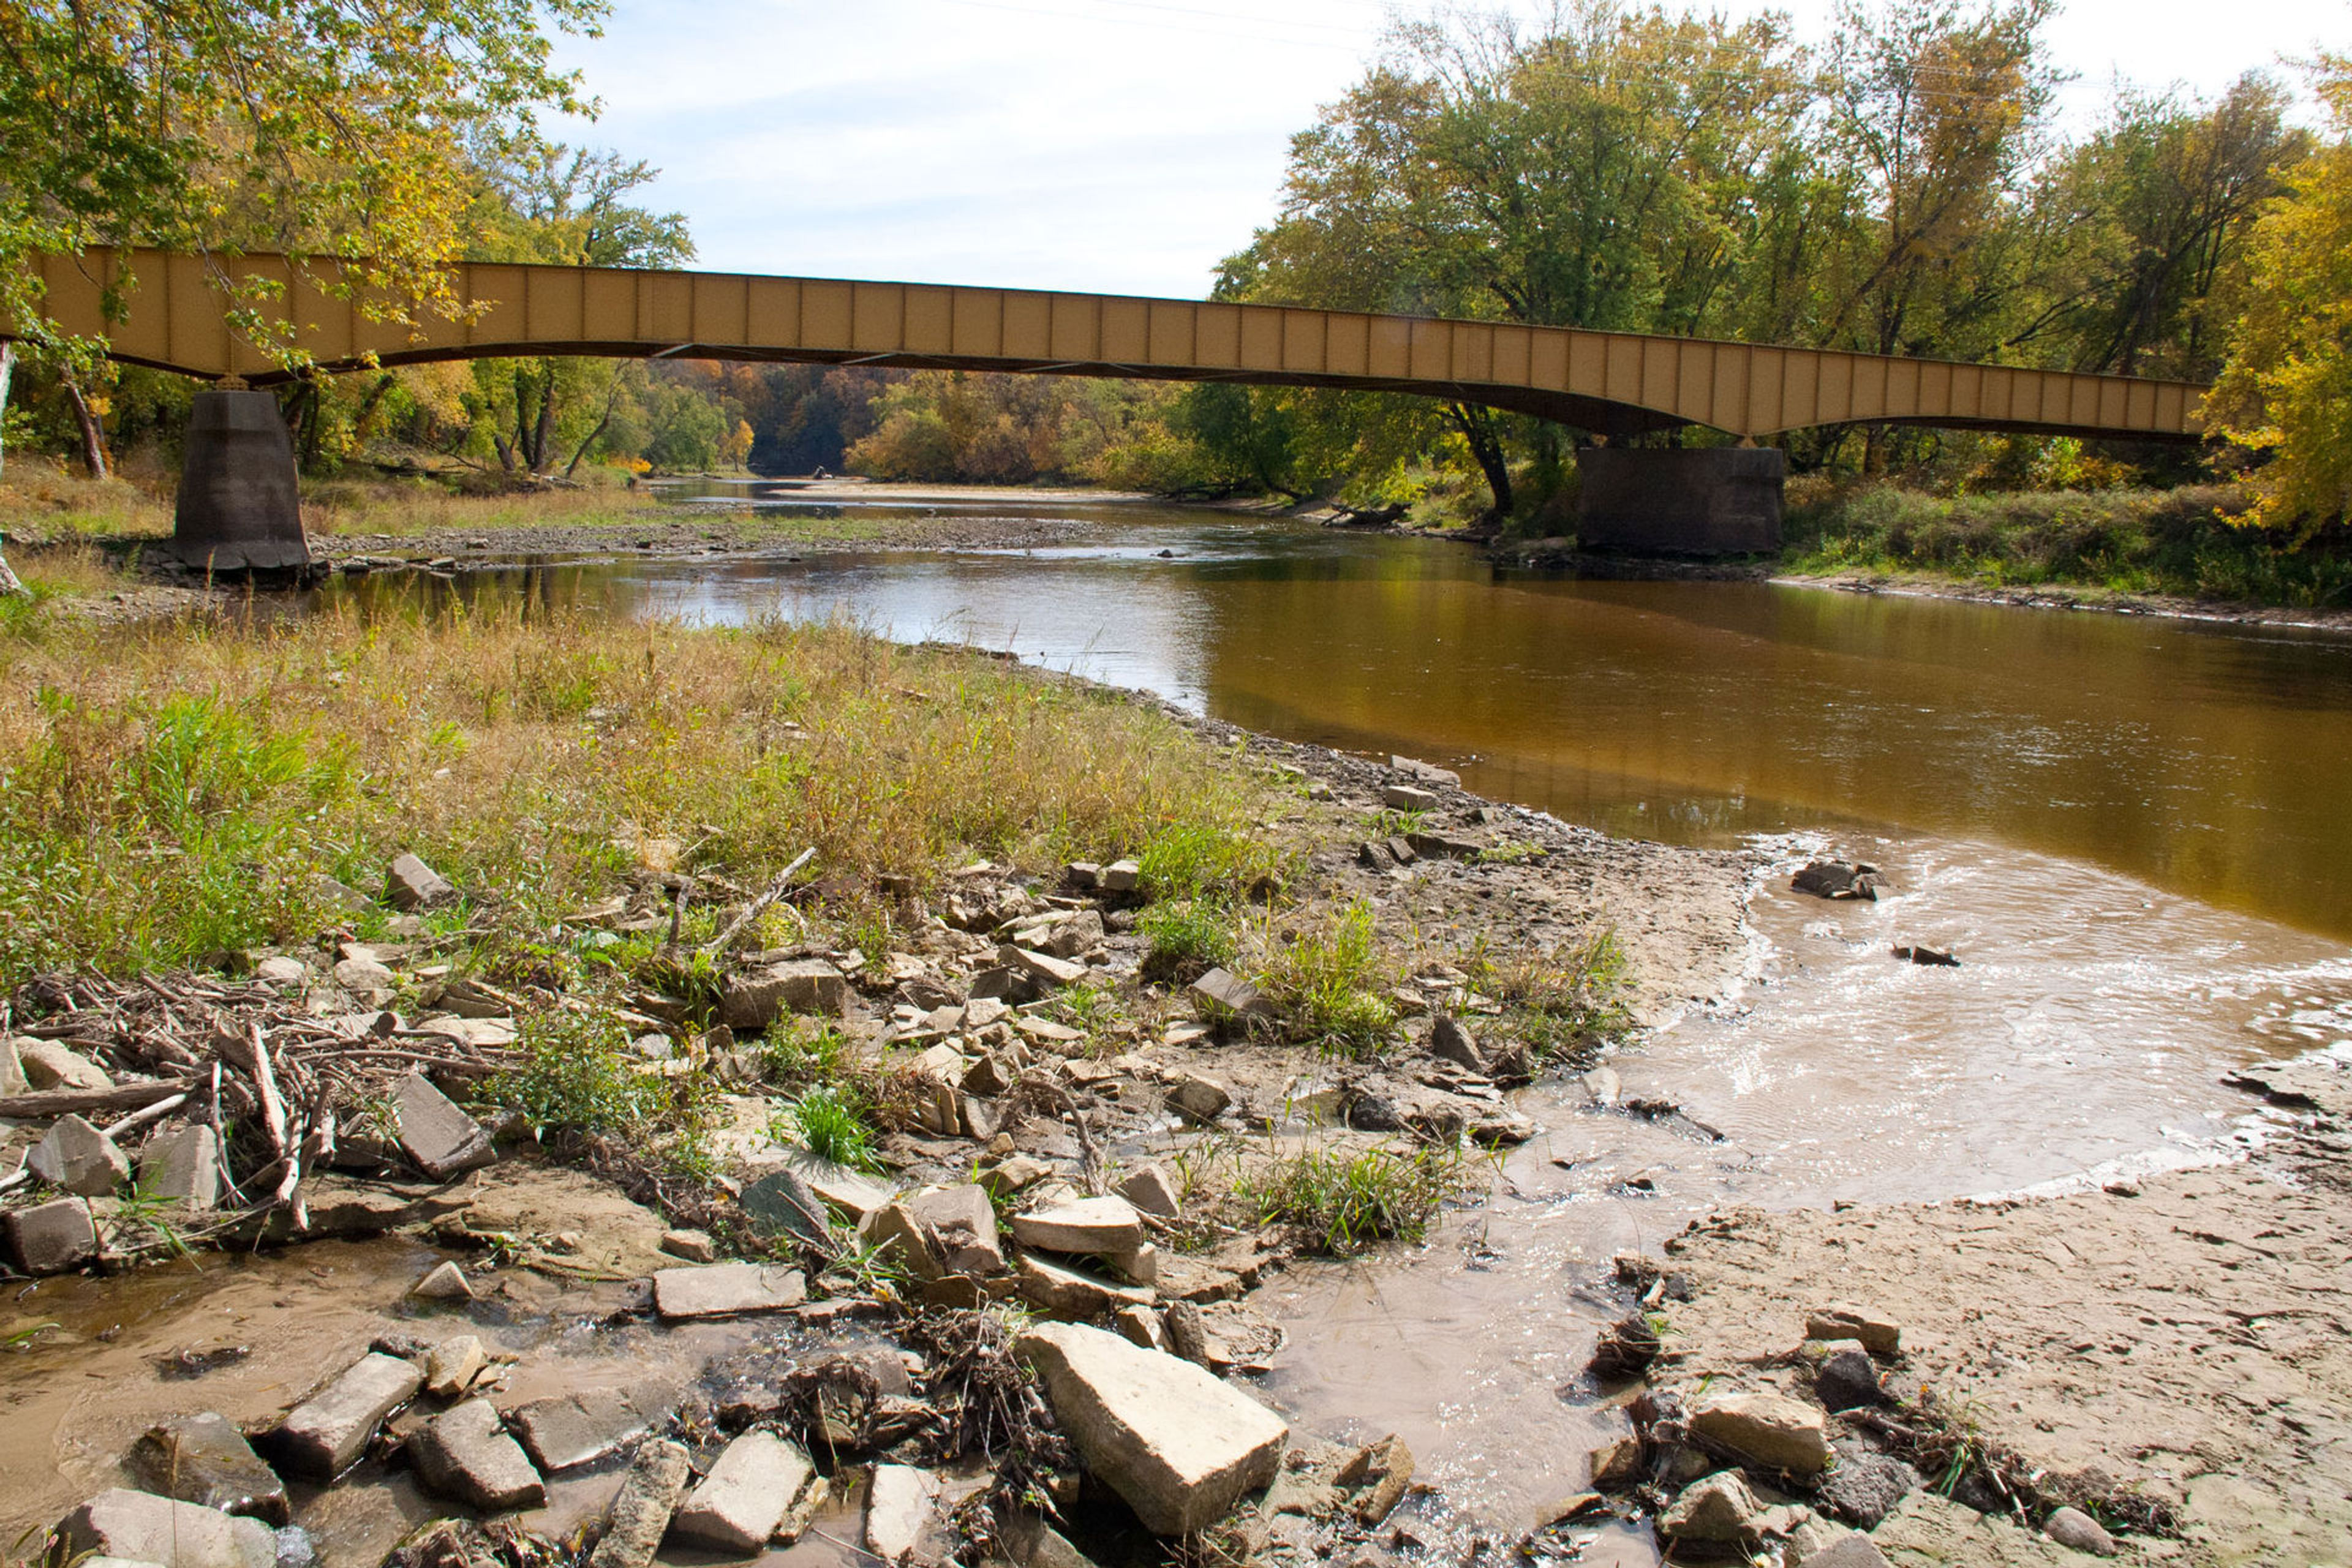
[[298, 493, 2352, 1555]]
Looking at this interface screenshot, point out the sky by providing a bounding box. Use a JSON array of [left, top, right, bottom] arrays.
[[549, 0, 2348, 298]]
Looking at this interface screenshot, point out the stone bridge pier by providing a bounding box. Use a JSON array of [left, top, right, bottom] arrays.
[[172, 387, 312, 572], [1575, 445, 1785, 556]]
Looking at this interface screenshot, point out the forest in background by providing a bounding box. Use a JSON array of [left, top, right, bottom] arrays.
[[6, 0, 2351, 558]]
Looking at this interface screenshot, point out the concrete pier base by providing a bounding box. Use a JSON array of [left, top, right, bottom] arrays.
[[172, 389, 312, 571], [1575, 445, 1784, 556]]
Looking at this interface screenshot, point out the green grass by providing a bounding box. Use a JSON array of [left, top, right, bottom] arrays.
[[1237, 1142, 1468, 1256], [490, 1013, 673, 1140], [1137, 898, 1238, 979], [1136, 819, 1283, 901], [1253, 900, 1398, 1057], [1781, 481, 2352, 608], [772, 1082, 880, 1172]]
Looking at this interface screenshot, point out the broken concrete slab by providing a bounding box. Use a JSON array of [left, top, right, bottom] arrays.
[[410, 1398, 546, 1512], [56, 1488, 276, 1568], [387, 853, 458, 910], [1017, 1322, 1288, 1536], [28, 1113, 130, 1196], [130, 1414, 289, 1524], [135, 1123, 221, 1208], [671, 1431, 814, 1553], [506, 1385, 663, 1472], [585, 1439, 692, 1568], [393, 1072, 494, 1179], [4, 1195, 96, 1273], [865, 1463, 939, 1564], [1009, 1195, 1146, 1257], [650, 1262, 809, 1321], [268, 1351, 423, 1480]]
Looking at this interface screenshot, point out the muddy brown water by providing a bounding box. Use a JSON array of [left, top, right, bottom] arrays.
[[23, 493, 2348, 1562]]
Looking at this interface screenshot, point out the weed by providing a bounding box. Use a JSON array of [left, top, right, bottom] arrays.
[[488, 1012, 668, 1140], [1137, 898, 1238, 980], [1049, 980, 1118, 1038], [1460, 928, 1629, 1065], [774, 1082, 881, 1172], [1253, 900, 1397, 1057], [1366, 809, 1426, 839], [1473, 840, 1545, 866], [756, 1020, 850, 1090], [1237, 1141, 1469, 1256], [1137, 820, 1281, 901]]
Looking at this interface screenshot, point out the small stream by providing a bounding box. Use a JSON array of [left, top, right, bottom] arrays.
[[276, 489, 2352, 1558]]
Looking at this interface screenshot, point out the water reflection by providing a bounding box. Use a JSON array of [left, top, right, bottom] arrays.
[[320, 506, 2352, 940]]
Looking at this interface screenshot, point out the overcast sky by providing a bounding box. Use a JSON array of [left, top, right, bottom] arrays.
[[551, 0, 2346, 297]]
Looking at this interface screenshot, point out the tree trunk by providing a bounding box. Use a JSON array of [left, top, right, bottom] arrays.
[[0, 343, 23, 597], [64, 376, 110, 481], [1449, 403, 1513, 526]]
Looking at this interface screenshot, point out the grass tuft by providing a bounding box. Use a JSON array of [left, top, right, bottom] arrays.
[[1253, 900, 1397, 1057], [1237, 1141, 1468, 1256]]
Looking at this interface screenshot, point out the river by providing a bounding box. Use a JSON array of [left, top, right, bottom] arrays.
[[324, 487, 2352, 1561]]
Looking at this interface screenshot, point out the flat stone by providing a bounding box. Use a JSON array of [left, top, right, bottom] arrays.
[[136, 1124, 222, 1208], [1659, 1471, 1765, 1544], [393, 1072, 494, 1179], [4, 1195, 96, 1273], [1104, 1242, 1158, 1284], [1017, 1251, 1157, 1315], [1002, 1510, 1097, 1568], [386, 853, 458, 910], [1586, 1433, 1643, 1489], [1001, 944, 1088, 989], [56, 1488, 276, 1568], [585, 1439, 692, 1568], [1065, 862, 1101, 889], [907, 1182, 1006, 1274], [1010, 1196, 1146, 1256], [1689, 1389, 1832, 1476], [18, 1039, 112, 1091], [254, 956, 307, 986], [507, 1386, 664, 1472], [981, 1156, 1052, 1199], [1188, 968, 1273, 1020], [1167, 1073, 1232, 1122], [865, 1463, 938, 1564], [333, 956, 395, 993], [413, 1016, 516, 1049], [1019, 1322, 1287, 1535], [1100, 859, 1141, 892], [1117, 1163, 1181, 1218], [1798, 1535, 1893, 1567], [742, 1167, 835, 1246], [671, 1431, 813, 1553], [651, 1262, 808, 1320], [424, 1335, 488, 1400], [2043, 1506, 2117, 1556], [269, 1351, 423, 1479], [720, 958, 850, 1029], [660, 1228, 719, 1262], [0, 1038, 26, 1095], [1806, 1304, 1901, 1355], [131, 1413, 289, 1523], [1115, 1305, 1172, 1352], [862, 1200, 945, 1278], [1428, 1017, 1486, 1072], [1382, 783, 1440, 812], [412, 1260, 473, 1300], [410, 1398, 546, 1512], [28, 1114, 131, 1196]]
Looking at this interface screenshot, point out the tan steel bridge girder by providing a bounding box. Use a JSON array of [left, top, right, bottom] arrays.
[[18, 249, 2208, 443]]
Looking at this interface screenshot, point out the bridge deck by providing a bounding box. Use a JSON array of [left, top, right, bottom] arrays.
[[19, 249, 2206, 442]]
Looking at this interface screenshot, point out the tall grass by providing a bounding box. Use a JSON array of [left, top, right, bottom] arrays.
[[0, 591, 1275, 986], [1252, 900, 1398, 1057], [1237, 1142, 1468, 1256], [1782, 481, 2352, 608]]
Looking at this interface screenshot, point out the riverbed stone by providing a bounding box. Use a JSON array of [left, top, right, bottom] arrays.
[[1338, 1433, 1415, 1525], [254, 956, 308, 987], [1002, 944, 1088, 989], [1805, 1304, 1902, 1356], [1816, 1348, 1883, 1411], [651, 1261, 809, 1319], [411, 1260, 473, 1300], [720, 958, 851, 1030], [4, 1194, 96, 1273], [1659, 1471, 1766, 1545], [907, 1182, 1006, 1274], [1117, 1163, 1180, 1218], [1188, 968, 1273, 1021], [137, 1123, 222, 1208], [671, 1431, 814, 1553], [1017, 1250, 1156, 1315], [1011, 1195, 1145, 1256], [1017, 1321, 1288, 1536], [1794, 1533, 1892, 1568], [0, 1037, 25, 1095], [865, 1464, 938, 1564], [2043, 1506, 2118, 1556], [386, 853, 457, 910], [782, 1144, 897, 1218], [1428, 1016, 1486, 1072], [57, 1488, 276, 1568], [269, 1351, 423, 1479], [1689, 1389, 1832, 1476], [424, 1335, 488, 1399], [741, 1166, 834, 1246], [393, 1072, 494, 1179], [507, 1385, 664, 1471], [131, 1414, 290, 1524], [1168, 1072, 1232, 1122], [411, 1398, 546, 1512], [1818, 1441, 1919, 1528], [585, 1439, 692, 1568], [28, 1114, 132, 1195], [18, 1039, 113, 1091]]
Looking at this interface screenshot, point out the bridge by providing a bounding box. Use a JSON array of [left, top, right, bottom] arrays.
[[18, 248, 2211, 567]]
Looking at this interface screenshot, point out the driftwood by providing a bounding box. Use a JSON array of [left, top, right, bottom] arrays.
[[702, 846, 817, 955], [0, 1079, 198, 1120]]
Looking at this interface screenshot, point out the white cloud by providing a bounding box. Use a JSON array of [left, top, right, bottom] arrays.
[[552, 0, 2348, 298]]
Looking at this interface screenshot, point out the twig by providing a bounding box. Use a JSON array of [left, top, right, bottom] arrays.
[[0, 1079, 197, 1120], [208, 1061, 249, 1206], [102, 1092, 190, 1141], [701, 846, 817, 956]]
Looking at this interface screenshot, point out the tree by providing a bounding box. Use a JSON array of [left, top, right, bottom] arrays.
[[2209, 55, 2352, 533]]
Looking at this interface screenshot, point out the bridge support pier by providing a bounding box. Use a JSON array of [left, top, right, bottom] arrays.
[[172, 388, 312, 572], [1575, 445, 1784, 556]]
